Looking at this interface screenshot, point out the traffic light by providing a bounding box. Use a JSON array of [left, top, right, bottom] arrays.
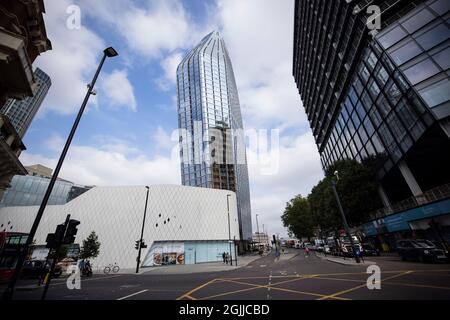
[[45, 224, 65, 249], [135, 240, 140, 250], [45, 233, 56, 249], [63, 219, 80, 244]]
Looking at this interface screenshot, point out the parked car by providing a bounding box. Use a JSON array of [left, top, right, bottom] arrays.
[[362, 243, 380, 256], [396, 239, 447, 263], [21, 260, 62, 279]]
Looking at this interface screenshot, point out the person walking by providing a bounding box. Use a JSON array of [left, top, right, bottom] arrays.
[[225, 252, 229, 264], [305, 246, 310, 257], [222, 252, 226, 264]]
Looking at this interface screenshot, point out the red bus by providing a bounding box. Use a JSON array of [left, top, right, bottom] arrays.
[[0, 232, 29, 282]]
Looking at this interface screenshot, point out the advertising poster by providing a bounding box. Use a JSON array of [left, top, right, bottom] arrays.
[[143, 242, 185, 266]]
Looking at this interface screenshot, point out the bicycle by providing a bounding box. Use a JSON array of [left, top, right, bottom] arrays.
[[103, 262, 120, 274]]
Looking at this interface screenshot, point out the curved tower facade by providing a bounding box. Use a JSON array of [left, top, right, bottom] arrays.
[[176, 31, 252, 241]]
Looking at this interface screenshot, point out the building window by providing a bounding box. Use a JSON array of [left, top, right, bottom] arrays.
[[418, 78, 450, 107], [402, 58, 440, 84], [401, 8, 435, 33], [432, 46, 450, 70], [415, 23, 450, 50], [378, 25, 407, 49], [390, 40, 423, 65]]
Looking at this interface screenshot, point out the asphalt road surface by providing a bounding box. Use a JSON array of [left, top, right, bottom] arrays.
[[5, 249, 450, 300]]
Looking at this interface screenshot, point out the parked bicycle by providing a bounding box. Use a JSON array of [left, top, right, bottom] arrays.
[[103, 262, 120, 274]]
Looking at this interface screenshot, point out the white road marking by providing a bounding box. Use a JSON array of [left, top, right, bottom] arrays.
[[117, 289, 149, 300]]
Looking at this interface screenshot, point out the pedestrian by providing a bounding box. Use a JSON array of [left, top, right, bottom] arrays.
[[225, 252, 229, 264], [275, 249, 280, 261], [222, 252, 226, 263], [305, 246, 310, 257], [79, 258, 85, 272]]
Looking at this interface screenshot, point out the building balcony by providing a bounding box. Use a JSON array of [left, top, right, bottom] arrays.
[[0, 29, 35, 102]]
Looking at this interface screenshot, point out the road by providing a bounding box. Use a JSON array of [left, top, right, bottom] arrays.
[[5, 249, 450, 300]]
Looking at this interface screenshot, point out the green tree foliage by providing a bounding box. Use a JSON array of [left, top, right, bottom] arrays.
[[325, 159, 382, 227], [282, 159, 382, 236], [80, 231, 101, 260], [281, 195, 315, 240]]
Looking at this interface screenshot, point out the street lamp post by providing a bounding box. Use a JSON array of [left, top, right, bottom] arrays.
[[226, 195, 233, 266], [136, 186, 150, 273], [2, 47, 118, 300], [331, 174, 360, 263], [255, 214, 261, 249]]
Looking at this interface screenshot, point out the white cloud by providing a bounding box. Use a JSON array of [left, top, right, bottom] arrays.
[[34, 0, 105, 115], [157, 51, 184, 90], [152, 126, 177, 152], [99, 69, 137, 111], [248, 132, 324, 237], [78, 0, 205, 59], [20, 138, 181, 187]]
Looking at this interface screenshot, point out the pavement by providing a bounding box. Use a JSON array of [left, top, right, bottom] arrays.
[[315, 252, 376, 266], [3, 249, 450, 300]]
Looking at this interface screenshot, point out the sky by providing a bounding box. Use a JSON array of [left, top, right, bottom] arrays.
[[23, 0, 324, 238]]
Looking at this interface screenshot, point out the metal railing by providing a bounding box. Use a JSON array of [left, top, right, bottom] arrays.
[[369, 183, 450, 220]]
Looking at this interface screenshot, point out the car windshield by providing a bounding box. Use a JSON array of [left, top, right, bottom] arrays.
[[413, 240, 435, 248]]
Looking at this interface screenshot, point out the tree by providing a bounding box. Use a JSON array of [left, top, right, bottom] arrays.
[[281, 195, 315, 240], [307, 159, 383, 232], [80, 231, 101, 260]]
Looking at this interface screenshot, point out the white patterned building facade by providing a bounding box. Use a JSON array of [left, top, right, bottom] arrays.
[[0, 185, 239, 270]]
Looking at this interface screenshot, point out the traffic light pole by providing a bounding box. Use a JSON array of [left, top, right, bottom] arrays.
[[41, 214, 70, 300], [2, 50, 112, 301], [136, 186, 150, 273]]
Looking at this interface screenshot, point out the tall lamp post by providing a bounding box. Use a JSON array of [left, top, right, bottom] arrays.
[[255, 214, 261, 249], [226, 195, 233, 266], [136, 186, 150, 273], [331, 171, 360, 263], [2, 47, 119, 300]]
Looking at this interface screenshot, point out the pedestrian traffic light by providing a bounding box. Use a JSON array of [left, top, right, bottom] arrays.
[[135, 240, 140, 250], [63, 219, 80, 244]]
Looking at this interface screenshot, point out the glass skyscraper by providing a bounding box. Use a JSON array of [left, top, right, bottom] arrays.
[[293, 0, 449, 206], [1, 68, 51, 138], [176, 31, 252, 241]]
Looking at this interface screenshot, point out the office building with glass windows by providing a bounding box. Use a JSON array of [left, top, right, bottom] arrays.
[[293, 0, 450, 247], [176, 31, 252, 242], [0, 164, 91, 207], [1, 68, 51, 139]]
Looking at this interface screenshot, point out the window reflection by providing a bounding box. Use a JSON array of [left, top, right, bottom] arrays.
[[403, 58, 440, 84], [390, 40, 423, 65], [418, 79, 450, 107], [415, 23, 449, 50], [432, 46, 450, 70], [378, 25, 407, 49], [401, 8, 435, 33]]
